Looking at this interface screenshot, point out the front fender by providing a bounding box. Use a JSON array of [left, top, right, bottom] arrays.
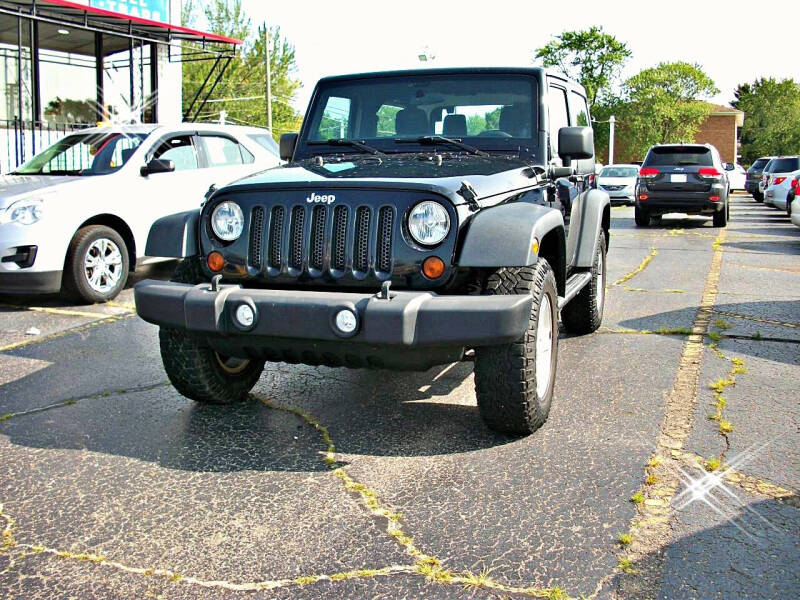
[[145, 210, 200, 258], [574, 189, 610, 268], [458, 202, 564, 267]]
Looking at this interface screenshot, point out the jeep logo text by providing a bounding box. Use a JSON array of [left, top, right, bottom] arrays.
[[306, 192, 336, 204]]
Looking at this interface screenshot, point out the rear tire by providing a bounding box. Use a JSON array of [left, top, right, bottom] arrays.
[[474, 261, 558, 435], [62, 225, 129, 303], [159, 256, 265, 405], [754, 191, 763, 203], [713, 202, 728, 227], [562, 232, 606, 335], [634, 206, 649, 227]]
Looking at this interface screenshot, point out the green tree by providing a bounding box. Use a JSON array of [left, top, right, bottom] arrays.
[[732, 78, 800, 164], [535, 26, 631, 108], [609, 62, 718, 162], [182, 0, 302, 139]]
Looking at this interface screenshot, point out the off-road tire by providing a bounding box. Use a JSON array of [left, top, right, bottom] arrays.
[[474, 260, 558, 435], [561, 232, 606, 335], [713, 202, 728, 227], [159, 257, 265, 404], [62, 225, 130, 303], [634, 206, 649, 227]]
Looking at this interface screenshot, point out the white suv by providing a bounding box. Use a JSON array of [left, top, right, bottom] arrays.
[[0, 123, 280, 302], [762, 156, 800, 205]]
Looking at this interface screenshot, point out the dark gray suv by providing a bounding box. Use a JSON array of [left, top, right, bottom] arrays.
[[634, 143, 729, 227], [746, 156, 774, 201]]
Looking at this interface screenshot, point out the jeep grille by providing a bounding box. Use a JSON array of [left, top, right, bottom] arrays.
[[247, 202, 395, 278]]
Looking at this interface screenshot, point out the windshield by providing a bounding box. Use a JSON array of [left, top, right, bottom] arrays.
[[644, 146, 713, 167], [296, 74, 539, 160], [14, 132, 147, 176], [600, 166, 638, 178]]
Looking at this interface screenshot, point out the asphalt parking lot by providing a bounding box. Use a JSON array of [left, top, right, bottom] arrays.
[[0, 193, 798, 599]]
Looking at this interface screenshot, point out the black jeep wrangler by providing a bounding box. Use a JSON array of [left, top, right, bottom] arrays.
[[136, 68, 611, 435]]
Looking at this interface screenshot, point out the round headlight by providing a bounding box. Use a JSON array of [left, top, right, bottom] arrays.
[[408, 201, 450, 246], [211, 202, 244, 241]]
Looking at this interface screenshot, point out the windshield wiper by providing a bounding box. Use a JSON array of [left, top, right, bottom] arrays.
[[307, 138, 385, 156], [395, 136, 489, 157]]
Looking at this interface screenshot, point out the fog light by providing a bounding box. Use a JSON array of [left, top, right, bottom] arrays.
[[422, 256, 445, 279], [335, 309, 358, 334], [235, 304, 255, 328], [207, 251, 224, 272]]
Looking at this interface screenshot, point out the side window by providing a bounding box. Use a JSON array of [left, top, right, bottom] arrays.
[[568, 91, 590, 126], [548, 85, 569, 159], [152, 135, 198, 171], [200, 135, 248, 168], [314, 96, 351, 140]]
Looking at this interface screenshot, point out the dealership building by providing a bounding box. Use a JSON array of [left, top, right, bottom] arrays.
[[0, 0, 240, 172]]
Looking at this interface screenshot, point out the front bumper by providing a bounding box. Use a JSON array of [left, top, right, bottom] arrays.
[[135, 280, 532, 349], [0, 270, 62, 294]]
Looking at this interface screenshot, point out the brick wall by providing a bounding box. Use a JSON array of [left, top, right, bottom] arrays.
[[695, 114, 738, 163]]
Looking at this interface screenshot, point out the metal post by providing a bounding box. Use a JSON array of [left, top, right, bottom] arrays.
[[128, 35, 135, 116], [149, 42, 158, 122], [263, 23, 272, 133], [30, 19, 40, 155], [609, 115, 616, 165], [95, 32, 104, 122], [16, 15, 24, 164]]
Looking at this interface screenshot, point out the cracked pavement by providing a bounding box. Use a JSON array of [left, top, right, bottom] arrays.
[[0, 194, 798, 599]]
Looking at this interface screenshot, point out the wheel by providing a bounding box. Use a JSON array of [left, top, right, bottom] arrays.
[[63, 225, 129, 303], [474, 260, 558, 435], [713, 202, 728, 227], [561, 232, 606, 334], [754, 191, 763, 203], [787, 196, 793, 218], [159, 257, 265, 404], [634, 206, 650, 227]]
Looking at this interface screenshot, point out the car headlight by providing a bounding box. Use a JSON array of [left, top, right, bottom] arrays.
[[408, 201, 450, 246], [211, 201, 244, 241], [0, 198, 43, 225]]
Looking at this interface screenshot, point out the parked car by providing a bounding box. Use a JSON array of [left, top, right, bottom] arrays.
[[764, 167, 800, 211], [762, 156, 800, 207], [724, 162, 746, 191], [746, 156, 774, 201], [596, 164, 639, 204], [135, 67, 612, 435], [635, 143, 730, 227], [784, 171, 800, 219], [790, 193, 800, 230], [0, 123, 280, 302]]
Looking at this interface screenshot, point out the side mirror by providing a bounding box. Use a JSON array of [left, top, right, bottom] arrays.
[[141, 158, 175, 176], [723, 162, 735, 171], [558, 126, 594, 167], [280, 133, 299, 161]]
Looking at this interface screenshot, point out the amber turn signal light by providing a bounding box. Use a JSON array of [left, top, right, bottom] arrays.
[[207, 251, 225, 272], [422, 256, 445, 279]]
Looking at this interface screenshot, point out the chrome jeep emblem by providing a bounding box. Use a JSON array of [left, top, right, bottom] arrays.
[[306, 192, 336, 204]]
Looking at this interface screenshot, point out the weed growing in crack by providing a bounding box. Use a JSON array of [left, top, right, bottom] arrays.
[[618, 533, 632, 546], [630, 492, 644, 505]]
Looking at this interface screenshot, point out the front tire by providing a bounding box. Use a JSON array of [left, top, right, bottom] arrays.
[[159, 257, 265, 405], [562, 232, 606, 334], [63, 225, 129, 303], [474, 261, 559, 435]]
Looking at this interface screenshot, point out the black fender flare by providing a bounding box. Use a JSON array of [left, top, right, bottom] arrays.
[[574, 189, 610, 268], [145, 210, 200, 258], [458, 202, 565, 267]]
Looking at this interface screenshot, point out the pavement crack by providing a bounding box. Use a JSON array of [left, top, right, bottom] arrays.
[[0, 313, 135, 354], [612, 247, 658, 286], [712, 309, 800, 331]]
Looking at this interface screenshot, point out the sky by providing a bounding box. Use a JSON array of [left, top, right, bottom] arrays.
[[241, 0, 800, 114]]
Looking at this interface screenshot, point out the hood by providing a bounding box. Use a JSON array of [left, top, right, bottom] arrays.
[[220, 154, 536, 204], [597, 176, 636, 185], [0, 174, 83, 207]]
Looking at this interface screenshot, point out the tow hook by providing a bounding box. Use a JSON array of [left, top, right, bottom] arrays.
[[377, 280, 392, 300], [210, 274, 223, 292]]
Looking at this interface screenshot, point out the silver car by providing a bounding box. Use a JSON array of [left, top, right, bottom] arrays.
[[596, 164, 639, 204]]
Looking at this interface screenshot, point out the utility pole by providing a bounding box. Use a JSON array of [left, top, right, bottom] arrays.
[[608, 115, 616, 165], [261, 23, 273, 133]]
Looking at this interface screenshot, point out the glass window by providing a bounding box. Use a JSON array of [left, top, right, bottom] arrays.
[[548, 86, 569, 157], [248, 133, 279, 156], [750, 158, 770, 170], [296, 74, 539, 159], [600, 166, 638, 177], [769, 157, 800, 172], [201, 135, 246, 167], [314, 96, 351, 140], [568, 91, 590, 126], [153, 136, 198, 171], [13, 132, 146, 175], [644, 146, 713, 167]]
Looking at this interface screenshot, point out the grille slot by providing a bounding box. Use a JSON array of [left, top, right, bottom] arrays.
[[377, 207, 393, 273], [310, 205, 327, 270], [353, 206, 370, 273], [268, 206, 284, 268], [331, 206, 348, 271], [289, 206, 305, 269], [249, 206, 264, 269]]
